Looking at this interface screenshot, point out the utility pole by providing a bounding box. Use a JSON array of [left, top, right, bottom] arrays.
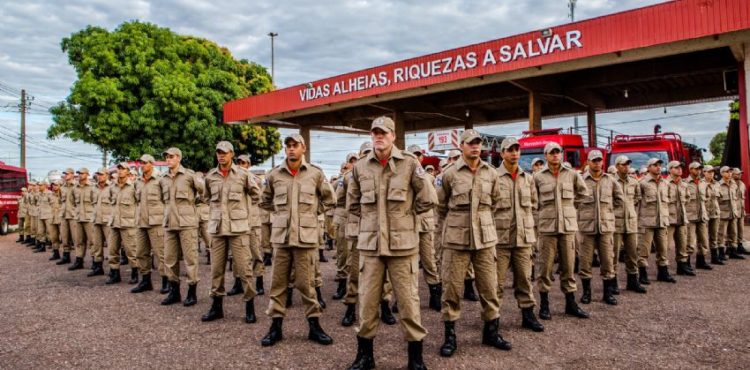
[[268, 31, 279, 168], [102, 150, 108, 169], [569, 0, 579, 134], [19, 89, 27, 169]]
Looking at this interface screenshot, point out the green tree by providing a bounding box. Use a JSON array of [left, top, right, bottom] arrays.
[[708, 131, 726, 166], [48, 21, 280, 171]]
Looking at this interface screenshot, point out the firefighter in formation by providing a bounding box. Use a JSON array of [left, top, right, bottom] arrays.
[[17, 116, 749, 370]]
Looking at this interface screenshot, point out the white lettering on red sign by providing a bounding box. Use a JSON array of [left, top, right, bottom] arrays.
[[298, 30, 583, 103]]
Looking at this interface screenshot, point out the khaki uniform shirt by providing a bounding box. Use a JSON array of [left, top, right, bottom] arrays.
[[204, 164, 261, 236], [666, 177, 690, 226], [109, 180, 139, 228], [340, 169, 361, 240], [417, 173, 437, 234], [533, 165, 588, 235], [260, 158, 334, 248], [638, 174, 670, 229], [614, 173, 641, 234], [93, 183, 113, 225], [705, 180, 721, 219], [60, 182, 77, 220], [136, 173, 165, 228], [73, 182, 96, 222], [684, 177, 708, 223], [437, 158, 500, 250], [494, 163, 537, 248], [38, 191, 53, 220], [333, 170, 350, 227], [577, 172, 623, 234], [718, 179, 739, 220], [18, 193, 27, 218], [50, 191, 63, 225], [736, 180, 746, 217], [248, 172, 262, 228], [160, 165, 203, 230], [347, 148, 435, 257], [27, 192, 38, 217]]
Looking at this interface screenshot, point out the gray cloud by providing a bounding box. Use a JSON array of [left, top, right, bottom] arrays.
[[0, 0, 731, 178]]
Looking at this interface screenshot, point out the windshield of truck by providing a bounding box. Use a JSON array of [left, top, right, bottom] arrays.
[[519, 149, 545, 172], [609, 150, 669, 174]]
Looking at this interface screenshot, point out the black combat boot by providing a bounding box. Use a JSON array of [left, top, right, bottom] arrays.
[[49, 249, 60, 261], [161, 281, 181, 305], [332, 279, 347, 300], [261, 317, 283, 346], [201, 296, 224, 322], [710, 249, 725, 265], [131, 272, 153, 293], [719, 246, 728, 261], [695, 254, 713, 270], [245, 299, 257, 323], [656, 265, 677, 283], [521, 307, 544, 332], [160, 276, 170, 294], [538, 292, 551, 320], [24, 236, 35, 246], [16, 234, 24, 243], [183, 283, 197, 306], [580, 278, 592, 304], [463, 279, 479, 301], [482, 318, 512, 350], [428, 283, 442, 312], [285, 287, 293, 307], [348, 336, 375, 370], [380, 300, 396, 325], [33, 242, 46, 253], [728, 245, 746, 260], [611, 276, 620, 295], [128, 269, 139, 284], [602, 279, 618, 305], [256, 276, 265, 296], [738, 243, 750, 255], [307, 317, 333, 345], [227, 277, 243, 296], [105, 269, 121, 284], [676, 262, 695, 276], [68, 257, 84, 271], [319, 249, 328, 262], [56, 251, 71, 265], [87, 261, 104, 277], [407, 340, 427, 370], [316, 287, 326, 309], [638, 266, 650, 285], [626, 273, 647, 293], [565, 292, 590, 318], [342, 303, 356, 327], [440, 321, 457, 357]]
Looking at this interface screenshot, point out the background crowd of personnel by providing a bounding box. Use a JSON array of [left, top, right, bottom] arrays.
[[13, 116, 748, 370]]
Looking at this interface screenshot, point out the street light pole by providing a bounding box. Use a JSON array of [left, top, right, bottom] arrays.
[[569, 0, 579, 134], [268, 32, 278, 86]]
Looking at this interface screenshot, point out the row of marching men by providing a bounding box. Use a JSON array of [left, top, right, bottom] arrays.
[[15, 116, 748, 370]]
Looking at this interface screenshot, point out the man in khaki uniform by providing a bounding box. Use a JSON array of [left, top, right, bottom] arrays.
[[57, 168, 77, 265], [69, 168, 96, 271], [665, 161, 695, 276], [436, 130, 511, 358], [46, 181, 64, 260], [703, 166, 723, 264], [332, 153, 357, 300], [160, 147, 204, 306], [340, 142, 396, 328], [612, 156, 647, 293], [494, 138, 544, 332], [132, 154, 168, 294], [33, 182, 50, 253], [685, 162, 713, 270], [408, 144, 442, 312], [732, 168, 748, 255], [16, 188, 27, 243], [717, 166, 743, 260], [27, 182, 39, 248], [346, 117, 432, 370], [201, 142, 261, 324], [577, 150, 623, 306], [534, 142, 589, 320], [259, 134, 335, 347], [87, 168, 111, 277], [105, 163, 140, 284], [637, 158, 676, 283]]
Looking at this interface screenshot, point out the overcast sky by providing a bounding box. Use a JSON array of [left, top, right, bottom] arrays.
[[0, 0, 733, 178]]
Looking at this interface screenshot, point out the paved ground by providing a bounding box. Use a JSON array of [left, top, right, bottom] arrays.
[[1, 233, 749, 369]]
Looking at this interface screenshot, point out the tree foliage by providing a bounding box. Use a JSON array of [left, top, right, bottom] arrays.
[[49, 21, 280, 170], [707, 131, 726, 166]]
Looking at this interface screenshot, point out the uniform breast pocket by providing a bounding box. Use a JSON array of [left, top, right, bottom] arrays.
[[210, 184, 221, 202], [387, 178, 408, 202], [452, 182, 471, 207], [479, 181, 492, 205], [273, 185, 288, 206], [299, 183, 316, 204], [520, 186, 532, 207], [561, 182, 574, 199], [359, 177, 376, 204], [539, 183, 555, 203]]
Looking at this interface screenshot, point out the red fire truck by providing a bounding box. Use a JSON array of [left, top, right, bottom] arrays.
[[0, 161, 28, 234], [607, 132, 703, 177], [518, 128, 606, 171]]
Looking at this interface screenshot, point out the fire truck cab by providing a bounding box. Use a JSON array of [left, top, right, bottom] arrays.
[[607, 132, 703, 177], [518, 128, 604, 171]]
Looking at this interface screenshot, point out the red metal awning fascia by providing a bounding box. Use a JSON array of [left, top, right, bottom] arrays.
[[224, 0, 750, 125]]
